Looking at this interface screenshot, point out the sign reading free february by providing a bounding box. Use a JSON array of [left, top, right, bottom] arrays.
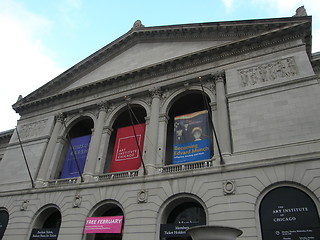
[[84, 216, 123, 234]]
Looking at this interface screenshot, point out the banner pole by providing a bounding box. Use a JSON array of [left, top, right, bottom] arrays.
[[15, 127, 35, 188], [126, 102, 147, 175]]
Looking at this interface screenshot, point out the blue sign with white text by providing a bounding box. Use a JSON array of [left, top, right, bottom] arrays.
[[60, 135, 91, 179]]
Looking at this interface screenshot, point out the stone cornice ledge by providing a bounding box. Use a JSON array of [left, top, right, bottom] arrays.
[[14, 22, 309, 114], [227, 75, 318, 100], [0, 149, 319, 197]]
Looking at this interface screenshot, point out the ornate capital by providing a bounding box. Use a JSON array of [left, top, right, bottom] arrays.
[[56, 112, 65, 122], [212, 72, 225, 84], [98, 101, 108, 112], [149, 87, 162, 98]]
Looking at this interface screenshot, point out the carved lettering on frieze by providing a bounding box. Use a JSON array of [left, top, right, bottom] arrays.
[[18, 119, 48, 139], [238, 57, 298, 88]]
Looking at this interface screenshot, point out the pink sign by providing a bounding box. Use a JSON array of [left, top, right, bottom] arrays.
[[84, 216, 123, 234]]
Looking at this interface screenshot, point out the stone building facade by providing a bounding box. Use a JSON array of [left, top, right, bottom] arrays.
[[0, 10, 320, 240]]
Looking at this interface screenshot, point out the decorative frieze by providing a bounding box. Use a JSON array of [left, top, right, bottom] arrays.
[[238, 57, 298, 88], [18, 119, 48, 139]]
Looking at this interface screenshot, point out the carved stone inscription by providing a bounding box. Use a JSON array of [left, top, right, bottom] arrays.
[[238, 57, 298, 88], [18, 119, 48, 139]]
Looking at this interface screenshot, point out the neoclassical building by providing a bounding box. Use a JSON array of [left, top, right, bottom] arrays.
[[0, 8, 320, 240]]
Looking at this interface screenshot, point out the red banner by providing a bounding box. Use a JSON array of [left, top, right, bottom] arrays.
[[110, 124, 146, 173], [84, 216, 123, 234]]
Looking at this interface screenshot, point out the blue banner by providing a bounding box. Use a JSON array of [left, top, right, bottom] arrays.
[[60, 135, 91, 179], [173, 110, 211, 164]]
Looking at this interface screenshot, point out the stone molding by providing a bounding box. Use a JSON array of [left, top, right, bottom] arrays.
[[13, 20, 310, 115]]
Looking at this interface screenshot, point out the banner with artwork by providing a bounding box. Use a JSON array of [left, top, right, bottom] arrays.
[[84, 216, 123, 234], [173, 110, 211, 164], [60, 135, 91, 179], [110, 124, 146, 173]]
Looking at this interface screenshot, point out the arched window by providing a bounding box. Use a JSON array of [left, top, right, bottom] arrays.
[[55, 117, 93, 179], [85, 202, 124, 240], [0, 209, 9, 240], [160, 198, 206, 240], [259, 186, 320, 239], [165, 92, 213, 165], [104, 105, 147, 173], [30, 206, 61, 240]]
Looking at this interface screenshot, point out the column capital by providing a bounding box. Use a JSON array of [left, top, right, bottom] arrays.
[[55, 112, 65, 122], [149, 87, 162, 98], [97, 101, 109, 112], [212, 72, 225, 84]]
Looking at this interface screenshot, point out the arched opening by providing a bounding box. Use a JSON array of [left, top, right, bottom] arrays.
[[104, 105, 147, 173], [259, 186, 320, 239], [160, 197, 206, 240], [56, 117, 94, 179], [165, 91, 213, 165], [85, 203, 124, 240], [30, 206, 61, 240], [0, 209, 9, 240]]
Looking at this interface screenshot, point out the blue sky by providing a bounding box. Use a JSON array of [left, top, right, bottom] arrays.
[[0, 0, 319, 131]]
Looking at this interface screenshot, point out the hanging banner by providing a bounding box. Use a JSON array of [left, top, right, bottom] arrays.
[[60, 135, 91, 179], [84, 216, 123, 234], [29, 228, 59, 240], [110, 124, 146, 173], [173, 110, 211, 164]]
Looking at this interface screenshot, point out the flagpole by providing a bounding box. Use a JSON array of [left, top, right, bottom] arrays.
[[126, 102, 147, 175], [15, 127, 35, 188]]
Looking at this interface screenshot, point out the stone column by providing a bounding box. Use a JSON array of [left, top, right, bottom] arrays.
[[96, 126, 113, 174], [215, 73, 232, 156], [156, 114, 169, 169], [49, 136, 67, 179], [83, 102, 108, 180], [144, 88, 161, 174], [36, 113, 64, 183]]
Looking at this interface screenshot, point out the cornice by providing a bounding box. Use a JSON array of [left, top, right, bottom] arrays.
[[311, 52, 320, 74], [13, 20, 311, 115], [0, 129, 14, 140]]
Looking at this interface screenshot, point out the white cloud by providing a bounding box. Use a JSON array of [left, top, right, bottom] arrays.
[[0, 0, 65, 131], [222, 0, 234, 13]]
